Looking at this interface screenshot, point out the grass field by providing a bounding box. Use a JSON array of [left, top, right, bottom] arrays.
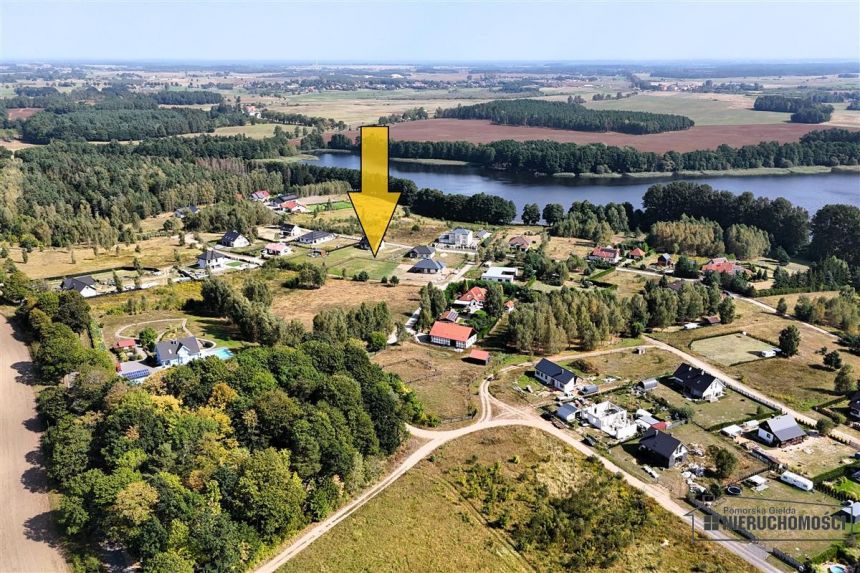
[[652, 300, 860, 410], [285, 243, 407, 281], [689, 332, 777, 366], [598, 269, 651, 296], [830, 476, 860, 500], [278, 427, 751, 573], [587, 92, 788, 125], [562, 347, 677, 382], [209, 123, 303, 138], [373, 340, 484, 423]]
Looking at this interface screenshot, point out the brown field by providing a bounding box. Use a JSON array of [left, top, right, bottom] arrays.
[[270, 279, 420, 327], [373, 340, 485, 422], [5, 108, 41, 121], [373, 119, 858, 153]]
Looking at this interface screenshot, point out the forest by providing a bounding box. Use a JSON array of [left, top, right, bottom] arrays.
[[384, 128, 860, 175], [753, 95, 835, 124], [436, 98, 695, 134], [259, 109, 346, 131]]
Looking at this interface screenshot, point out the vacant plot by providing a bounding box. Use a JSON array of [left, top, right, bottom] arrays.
[[279, 427, 750, 573], [757, 291, 842, 314], [5, 107, 41, 121], [763, 435, 857, 479], [586, 92, 786, 126], [382, 119, 858, 153], [562, 348, 677, 382], [599, 270, 651, 296], [285, 243, 407, 281], [373, 341, 484, 423], [270, 280, 420, 327], [690, 332, 777, 366], [715, 478, 846, 560], [210, 123, 302, 139], [652, 300, 860, 410], [650, 384, 772, 430]]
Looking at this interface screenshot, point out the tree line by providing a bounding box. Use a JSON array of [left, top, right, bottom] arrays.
[[259, 109, 346, 131], [436, 99, 695, 134], [754, 95, 834, 124]]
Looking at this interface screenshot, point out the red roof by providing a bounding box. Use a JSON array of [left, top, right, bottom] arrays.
[[702, 259, 744, 274], [590, 246, 619, 259], [115, 339, 136, 348], [457, 286, 487, 303], [504, 300, 515, 309], [429, 321, 476, 343], [629, 247, 645, 257], [265, 242, 287, 252], [468, 349, 490, 363]]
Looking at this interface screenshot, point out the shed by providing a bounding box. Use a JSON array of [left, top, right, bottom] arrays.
[[638, 378, 658, 391], [555, 404, 580, 423], [721, 424, 744, 438], [467, 349, 490, 365], [580, 384, 599, 396]]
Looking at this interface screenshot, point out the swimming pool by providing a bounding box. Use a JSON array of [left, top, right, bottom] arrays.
[[210, 347, 234, 360]]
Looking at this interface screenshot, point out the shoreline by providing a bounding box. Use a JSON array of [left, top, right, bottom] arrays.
[[555, 165, 860, 180]]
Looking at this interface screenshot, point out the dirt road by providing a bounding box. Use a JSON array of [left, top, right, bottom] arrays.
[[0, 317, 69, 572]]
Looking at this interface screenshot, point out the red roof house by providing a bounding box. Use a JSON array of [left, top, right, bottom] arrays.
[[588, 246, 621, 264], [114, 339, 137, 349], [455, 286, 488, 312], [467, 349, 490, 365], [628, 247, 646, 259], [702, 257, 746, 275], [429, 321, 477, 349]]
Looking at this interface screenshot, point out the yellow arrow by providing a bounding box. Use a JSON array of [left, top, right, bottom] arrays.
[[349, 125, 400, 258]]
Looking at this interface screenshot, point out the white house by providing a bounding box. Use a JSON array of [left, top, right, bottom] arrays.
[[155, 336, 202, 367], [197, 249, 228, 271], [280, 223, 305, 240], [670, 363, 726, 401], [757, 415, 806, 447], [481, 267, 518, 283], [583, 401, 637, 440], [263, 242, 291, 257], [220, 230, 250, 248], [453, 286, 487, 313], [429, 321, 477, 349], [297, 230, 335, 245], [437, 228, 476, 249], [588, 246, 622, 265], [534, 358, 578, 394], [61, 276, 98, 298]]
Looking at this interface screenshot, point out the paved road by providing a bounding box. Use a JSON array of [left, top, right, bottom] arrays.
[[254, 355, 780, 573], [0, 317, 69, 573]]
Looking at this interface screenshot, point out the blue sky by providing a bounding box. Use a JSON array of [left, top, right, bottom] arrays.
[[1, 1, 858, 62]]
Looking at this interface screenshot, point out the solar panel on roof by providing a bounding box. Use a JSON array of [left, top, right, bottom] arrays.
[[123, 370, 150, 380]]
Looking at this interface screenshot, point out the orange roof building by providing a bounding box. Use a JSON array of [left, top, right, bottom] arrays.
[[429, 321, 477, 349]]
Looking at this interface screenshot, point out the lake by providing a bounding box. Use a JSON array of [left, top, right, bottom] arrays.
[[308, 152, 860, 215]]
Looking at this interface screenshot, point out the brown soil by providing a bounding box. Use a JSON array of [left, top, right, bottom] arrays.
[[5, 108, 41, 121], [356, 119, 858, 153]]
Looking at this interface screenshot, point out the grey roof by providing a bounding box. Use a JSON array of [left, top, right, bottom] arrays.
[[410, 245, 436, 256], [556, 404, 579, 420], [760, 415, 805, 443], [61, 275, 96, 292], [639, 378, 659, 390], [671, 363, 723, 398], [535, 359, 576, 385], [639, 428, 683, 460], [410, 258, 446, 272], [198, 249, 226, 262], [220, 230, 246, 245], [581, 384, 599, 395], [155, 336, 201, 360], [451, 227, 471, 235], [299, 230, 334, 242]]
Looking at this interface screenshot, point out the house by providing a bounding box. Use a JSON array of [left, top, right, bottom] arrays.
[[409, 258, 446, 274], [280, 223, 305, 239], [250, 190, 271, 202], [429, 321, 477, 349], [637, 378, 658, 392], [407, 245, 436, 259], [297, 230, 335, 245], [588, 246, 622, 265], [504, 300, 515, 313], [508, 236, 531, 251], [638, 428, 688, 468], [357, 236, 384, 251], [197, 249, 228, 271], [657, 253, 673, 267], [438, 309, 459, 323], [481, 266, 517, 283], [534, 358, 578, 394], [280, 200, 309, 214], [476, 230, 492, 241], [757, 414, 806, 447], [583, 401, 637, 440], [842, 502, 860, 524], [466, 349, 490, 365], [113, 339, 137, 351], [454, 286, 487, 313], [628, 247, 646, 260], [154, 336, 202, 367], [702, 257, 746, 275], [437, 228, 476, 249], [703, 315, 722, 325], [61, 275, 98, 297], [263, 242, 291, 257], [555, 404, 580, 423], [848, 391, 860, 419], [174, 205, 200, 219], [220, 230, 250, 248], [670, 363, 726, 401]]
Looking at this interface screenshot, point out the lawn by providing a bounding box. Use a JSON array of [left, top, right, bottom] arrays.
[[561, 347, 678, 382], [209, 123, 303, 139], [651, 300, 860, 411], [373, 340, 485, 423], [278, 427, 751, 573], [690, 332, 777, 366], [285, 243, 407, 281], [651, 384, 773, 429], [596, 269, 651, 296], [830, 476, 860, 500]]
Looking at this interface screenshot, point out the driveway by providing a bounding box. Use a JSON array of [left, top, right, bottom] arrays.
[[0, 317, 69, 572]]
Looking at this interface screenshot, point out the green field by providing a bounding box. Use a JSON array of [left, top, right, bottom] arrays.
[[690, 332, 776, 366], [210, 123, 302, 138], [586, 93, 789, 125], [286, 244, 405, 281], [278, 427, 750, 573]]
